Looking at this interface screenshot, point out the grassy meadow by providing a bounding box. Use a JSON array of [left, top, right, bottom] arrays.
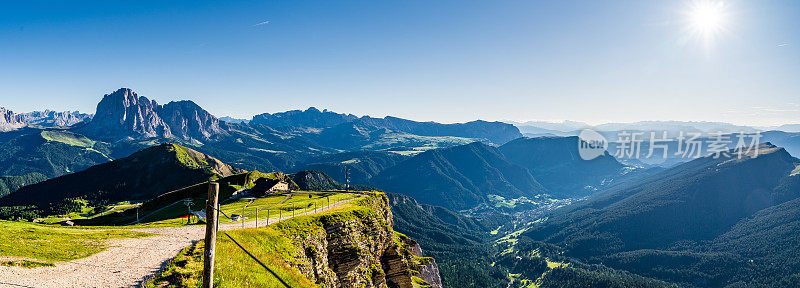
[[0, 220, 149, 265]]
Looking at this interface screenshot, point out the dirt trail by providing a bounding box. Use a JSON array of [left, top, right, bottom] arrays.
[[0, 196, 359, 288]]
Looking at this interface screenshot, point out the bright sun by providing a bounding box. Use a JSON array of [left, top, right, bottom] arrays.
[[685, 0, 729, 46]]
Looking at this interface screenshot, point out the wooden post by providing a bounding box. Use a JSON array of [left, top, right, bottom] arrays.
[[255, 209, 258, 228], [202, 182, 219, 288]]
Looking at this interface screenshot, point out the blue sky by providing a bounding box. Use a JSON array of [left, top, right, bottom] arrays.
[[0, 0, 798, 126]]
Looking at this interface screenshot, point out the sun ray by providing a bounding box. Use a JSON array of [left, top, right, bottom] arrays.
[[683, 0, 730, 49]]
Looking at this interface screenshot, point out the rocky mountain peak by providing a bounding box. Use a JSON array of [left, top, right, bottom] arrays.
[[159, 100, 228, 141], [0, 107, 27, 132], [78, 88, 226, 141], [20, 110, 92, 127]]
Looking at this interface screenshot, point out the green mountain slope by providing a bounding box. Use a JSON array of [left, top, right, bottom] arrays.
[[499, 136, 625, 197], [528, 144, 798, 257], [0, 128, 113, 178], [0, 143, 243, 209], [519, 144, 800, 287], [0, 173, 47, 198], [295, 150, 408, 185], [374, 142, 547, 210]]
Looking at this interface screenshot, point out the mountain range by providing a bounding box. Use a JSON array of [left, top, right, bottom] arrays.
[[511, 120, 786, 134], [521, 143, 800, 286], [254, 107, 522, 145], [3, 87, 800, 287], [0, 107, 92, 132]]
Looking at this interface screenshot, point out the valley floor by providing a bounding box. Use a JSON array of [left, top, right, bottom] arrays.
[[0, 194, 362, 288]]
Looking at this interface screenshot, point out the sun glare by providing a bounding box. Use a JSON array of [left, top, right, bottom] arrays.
[[685, 0, 729, 47]]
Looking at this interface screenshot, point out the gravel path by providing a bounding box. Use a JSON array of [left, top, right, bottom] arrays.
[[0, 196, 360, 288]]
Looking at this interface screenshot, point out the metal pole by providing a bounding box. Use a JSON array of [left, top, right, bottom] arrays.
[[202, 182, 219, 288]]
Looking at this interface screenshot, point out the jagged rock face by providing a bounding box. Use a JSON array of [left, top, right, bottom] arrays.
[[20, 110, 92, 127], [159, 101, 227, 141], [408, 242, 443, 288], [287, 195, 439, 288], [82, 88, 172, 139], [80, 88, 226, 141], [0, 107, 26, 132]]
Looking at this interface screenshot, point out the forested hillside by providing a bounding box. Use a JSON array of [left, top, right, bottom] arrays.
[[499, 136, 625, 196], [519, 144, 800, 287], [375, 142, 547, 210]]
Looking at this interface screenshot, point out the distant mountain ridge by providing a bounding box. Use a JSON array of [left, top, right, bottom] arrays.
[[78, 88, 228, 141], [219, 116, 249, 124], [21, 110, 92, 127], [511, 120, 763, 134], [777, 124, 800, 132], [0, 108, 26, 132], [0, 108, 90, 131], [253, 107, 522, 145]]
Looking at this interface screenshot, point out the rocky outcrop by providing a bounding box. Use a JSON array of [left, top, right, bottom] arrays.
[[78, 88, 227, 141], [79, 88, 171, 139], [283, 194, 441, 288], [0, 108, 92, 131], [0, 107, 27, 132], [160, 101, 228, 141], [20, 110, 92, 127], [408, 242, 443, 288]]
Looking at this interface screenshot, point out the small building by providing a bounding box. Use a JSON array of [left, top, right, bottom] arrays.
[[250, 178, 290, 196], [59, 220, 75, 226]]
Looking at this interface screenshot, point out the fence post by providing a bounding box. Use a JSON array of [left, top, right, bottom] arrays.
[[203, 182, 220, 288]]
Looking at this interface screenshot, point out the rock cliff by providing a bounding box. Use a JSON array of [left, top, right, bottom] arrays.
[[281, 194, 442, 288], [0, 107, 27, 132], [78, 88, 227, 141]]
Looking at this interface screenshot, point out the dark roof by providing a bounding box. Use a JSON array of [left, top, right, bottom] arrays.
[[252, 178, 286, 193]]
